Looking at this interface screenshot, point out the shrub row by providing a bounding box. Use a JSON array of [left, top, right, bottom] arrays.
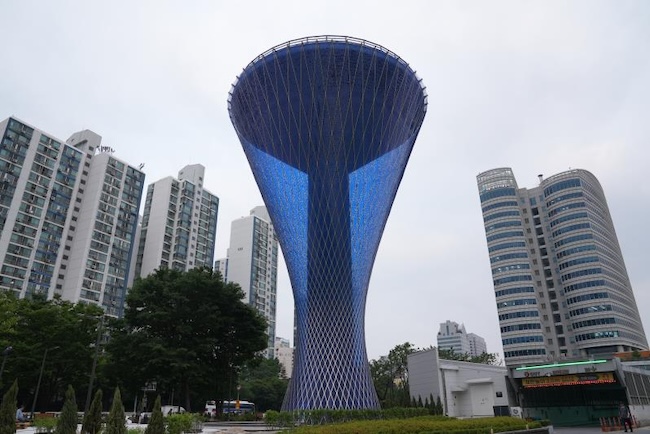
[[264, 407, 432, 428], [272, 415, 542, 434]]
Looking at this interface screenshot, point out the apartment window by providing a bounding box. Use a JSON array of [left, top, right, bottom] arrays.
[[547, 339, 553, 345], [539, 292, 544, 297], [541, 303, 546, 309]]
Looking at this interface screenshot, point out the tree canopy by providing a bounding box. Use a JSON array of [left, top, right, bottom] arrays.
[[238, 357, 288, 412], [370, 342, 417, 408], [0, 292, 103, 410], [105, 267, 268, 411], [437, 348, 502, 365]]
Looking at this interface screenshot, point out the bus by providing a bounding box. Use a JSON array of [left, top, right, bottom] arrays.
[[204, 400, 256, 417], [222, 400, 256, 415]]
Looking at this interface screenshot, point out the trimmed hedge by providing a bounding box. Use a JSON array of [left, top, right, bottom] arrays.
[[272, 415, 542, 434], [265, 408, 432, 428]]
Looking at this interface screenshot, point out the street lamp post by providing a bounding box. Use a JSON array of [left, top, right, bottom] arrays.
[[30, 346, 59, 420], [0, 346, 13, 385]]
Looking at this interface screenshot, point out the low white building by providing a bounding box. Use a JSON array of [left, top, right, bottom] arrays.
[[408, 347, 512, 418]]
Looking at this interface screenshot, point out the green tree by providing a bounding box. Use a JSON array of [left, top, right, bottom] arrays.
[[55, 385, 78, 434], [82, 389, 103, 434], [437, 348, 470, 362], [105, 388, 126, 434], [435, 396, 444, 415], [370, 342, 417, 408], [0, 380, 18, 434], [144, 396, 164, 434], [438, 349, 501, 365], [238, 358, 289, 411], [105, 268, 267, 411], [0, 295, 104, 409]]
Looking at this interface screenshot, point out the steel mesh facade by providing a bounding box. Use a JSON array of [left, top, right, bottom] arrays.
[[228, 36, 427, 410]]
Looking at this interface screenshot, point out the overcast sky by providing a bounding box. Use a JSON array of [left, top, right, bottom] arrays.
[[1, 0, 648, 361]]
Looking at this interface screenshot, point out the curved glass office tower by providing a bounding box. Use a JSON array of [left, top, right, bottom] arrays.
[[477, 168, 647, 366], [228, 36, 427, 410]]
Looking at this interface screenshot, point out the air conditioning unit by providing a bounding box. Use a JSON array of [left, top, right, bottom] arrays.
[[510, 407, 523, 418]]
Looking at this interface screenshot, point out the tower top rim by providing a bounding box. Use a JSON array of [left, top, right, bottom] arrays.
[[228, 35, 427, 108]]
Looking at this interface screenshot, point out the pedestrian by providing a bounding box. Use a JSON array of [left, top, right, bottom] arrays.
[[16, 404, 25, 422], [619, 402, 633, 432]]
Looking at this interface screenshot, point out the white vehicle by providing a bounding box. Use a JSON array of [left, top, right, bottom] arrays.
[[204, 400, 217, 418]]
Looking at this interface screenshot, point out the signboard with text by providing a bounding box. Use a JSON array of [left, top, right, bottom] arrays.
[[522, 372, 615, 388]]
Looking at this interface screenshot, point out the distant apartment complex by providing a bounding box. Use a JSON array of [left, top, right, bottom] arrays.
[[477, 168, 647, 366], [467, 332, 488, 358], [221, 206, 278, 358], [135, 164, 219, 278], [0, 117, 144, 316], [437, 320, 487, 358], [274, 336, 294, 378]]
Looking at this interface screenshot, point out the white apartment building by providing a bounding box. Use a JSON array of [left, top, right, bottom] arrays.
[[274, 336, 294, 378], [437, 320, 487, 358], [135, 164, 218, 278], [467, 332, 488, 358], [224, 206, 278, 358], [214, 258, 227, 280], [0, 117, 144, 316]]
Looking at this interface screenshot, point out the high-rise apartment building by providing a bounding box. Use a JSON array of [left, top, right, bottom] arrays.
[[214, 258, 227, 280], [467, 332, 487, 357], [477, 168, 647, 366], [0, 117, 144, 316], [274, 336, 294, 378], [224, 206, 278, 358], [135, 164, 219, 278], [437, 320, 488, 357]]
